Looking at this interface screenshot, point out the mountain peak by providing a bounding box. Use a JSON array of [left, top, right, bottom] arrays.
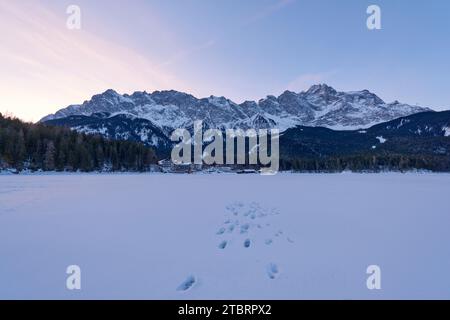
[[101, 89, 120, 96], [306, 84, 337, 95], [279, 90, 297, 98]]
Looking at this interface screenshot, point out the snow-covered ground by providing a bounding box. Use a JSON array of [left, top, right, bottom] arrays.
[[1, 173, 450, 299]]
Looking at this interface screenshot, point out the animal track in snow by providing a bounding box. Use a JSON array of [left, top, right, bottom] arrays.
[[244, 239, 251, 248]]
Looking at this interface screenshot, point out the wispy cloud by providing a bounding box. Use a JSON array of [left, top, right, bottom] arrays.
[[0, 0, 188, 121]]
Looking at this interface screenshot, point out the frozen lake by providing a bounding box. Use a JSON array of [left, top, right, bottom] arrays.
[[1, 173, 450, 299]]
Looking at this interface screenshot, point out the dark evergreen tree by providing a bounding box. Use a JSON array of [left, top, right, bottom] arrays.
[[0, 113, 157, 172]]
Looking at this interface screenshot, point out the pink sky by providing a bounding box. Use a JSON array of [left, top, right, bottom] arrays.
[[1, 0, 448, 122], [0, 1, 191, 122]]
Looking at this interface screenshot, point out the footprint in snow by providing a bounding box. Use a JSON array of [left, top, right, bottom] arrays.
[[267, 263, 279, 280], [274, 230, 283, 237], [218, 240, 228, 249], [240, 223, 250, 234], [177, 275, 196, 291], [244, 239, 251, 248]]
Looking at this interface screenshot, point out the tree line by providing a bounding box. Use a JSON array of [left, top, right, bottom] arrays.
[[279, 153, 450, 172], [0, 113, 157, 172], [2, 112, 449, 173]]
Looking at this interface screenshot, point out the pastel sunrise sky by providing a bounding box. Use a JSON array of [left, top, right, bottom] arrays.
[[0, 0, 449, 122]]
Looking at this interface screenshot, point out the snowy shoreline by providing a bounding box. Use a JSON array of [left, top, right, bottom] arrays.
[[1, 169, 449, 176]]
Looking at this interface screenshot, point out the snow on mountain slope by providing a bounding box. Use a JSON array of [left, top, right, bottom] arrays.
[[41, 84, 430, 129], [444, 127, 450, 137], [40, 84, 431, 147], [44, 113, 172, 156]]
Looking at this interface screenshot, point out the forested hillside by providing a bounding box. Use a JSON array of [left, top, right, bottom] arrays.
[[0, 113, 157, 172], [279, 111, 450, 172]]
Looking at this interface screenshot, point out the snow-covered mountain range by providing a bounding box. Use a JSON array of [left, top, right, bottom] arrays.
[[41, 84, 432, 150], [41, 84, 430, 130]]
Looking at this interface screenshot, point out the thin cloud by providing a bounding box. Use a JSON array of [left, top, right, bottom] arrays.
[[0, 0, 188, 121]]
